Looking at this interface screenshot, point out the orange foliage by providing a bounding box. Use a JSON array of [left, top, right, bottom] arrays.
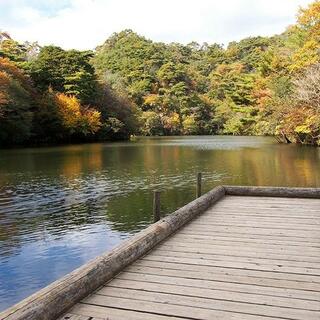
[[0, 71, 10, 107], [252, 78, 272, 111], [0, 58, 31, 91], [298, 0, 320, 37], [279, 106, 320, 144], [54, 93, 101, 135]]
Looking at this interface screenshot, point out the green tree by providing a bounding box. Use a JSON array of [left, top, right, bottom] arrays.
[[29, 46, 97, 104]]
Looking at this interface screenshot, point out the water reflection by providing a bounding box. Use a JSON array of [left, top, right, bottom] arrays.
[[0, 136, 319, 310]]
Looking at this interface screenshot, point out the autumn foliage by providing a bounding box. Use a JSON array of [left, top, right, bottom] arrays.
[[1, 1, 320, 146]]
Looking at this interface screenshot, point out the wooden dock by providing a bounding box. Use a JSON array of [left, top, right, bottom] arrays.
[[1, 186, 320, 320]]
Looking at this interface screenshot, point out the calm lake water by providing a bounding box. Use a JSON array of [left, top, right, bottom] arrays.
[[0, 136, 320, 310]]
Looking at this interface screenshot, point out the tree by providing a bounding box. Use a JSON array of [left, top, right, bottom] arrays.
[[54, 93, 101, 138], [0, 58, 34, 145], [29, 46, 97, 104]]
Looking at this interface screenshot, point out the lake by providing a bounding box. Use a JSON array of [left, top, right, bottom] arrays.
[[0, 136, 319, 311]]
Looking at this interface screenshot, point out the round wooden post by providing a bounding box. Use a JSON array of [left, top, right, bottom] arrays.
[[153, 191, 161, 222], [196, 172, 202, 198]]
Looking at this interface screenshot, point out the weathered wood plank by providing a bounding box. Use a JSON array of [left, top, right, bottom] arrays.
[[178, 226, 320, 238], [69, 304, 186, 320], [171, 232, 320, 245], [147, 250, 320, 269], [92, 287, 320, 319], [181, 225, 320, 237], [194, 218, 320, 227], [156, 244, 320, 262], [204, 211, 320, 219], [177, 230, 320, 242], [82, 295, 289, 320], [117, 272, 320, 301], [131, 260, 320, 283], [169, 233, 320, 248], [125, 266, 320, 291], [105, 279, 320, 310], [157, 240, 320, 256], [57, 314, 96, 320], [142, 254, 320, 275], [190, 221, 320, 230]]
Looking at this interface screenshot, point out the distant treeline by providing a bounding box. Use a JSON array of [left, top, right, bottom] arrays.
[[0, 1, 319, 146]]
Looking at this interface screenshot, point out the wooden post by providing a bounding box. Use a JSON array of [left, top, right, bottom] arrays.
[[153, 191, 161, 222], [196, 172, 202, 198]]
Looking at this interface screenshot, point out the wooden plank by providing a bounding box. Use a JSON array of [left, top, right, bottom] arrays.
[[163, 243, 320, 259], [170, 232, 320, 245], [169, 233, 320, 249], [184, 221, 320, 232], [93, 287, 320, 319], [203, 211, 320, 219], [57, 314, 97, 320], [69, 304, 186, 320], [156, 244, 320, 262], [117, 272, 320, 301], [177, 226, 320, 238], [132, 260, 320, 283], [142, 254, 320, 276], [158, 242, 320, 259], [208, 204, 320, 211], [82, 295, 289, 320], [106, 278, 320, 310], [195, 216, 320, 226], [158, 239, 320, 256], [190, 221, 320, 231], [177, 230, 320, 242], [149, 249, 320, 269], [182, 224, 320, 235], [206, 209, 320, 216], [125, 265, 320, 291]]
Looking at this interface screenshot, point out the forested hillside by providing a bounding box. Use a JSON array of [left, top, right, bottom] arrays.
[[1, 1, 319, 146]]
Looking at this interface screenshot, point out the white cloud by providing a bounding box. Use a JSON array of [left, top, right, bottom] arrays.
[[0, 0, 314, 50]]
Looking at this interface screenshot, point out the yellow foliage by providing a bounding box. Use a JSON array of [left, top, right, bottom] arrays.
[[0, 58, 31, 90], [298, 0, 320, 38], [182, 115, 197, 134], [54, 93, 101, 135], [289, 40, 320, 72], [55, 93, 82, 130], [143, 94, 159, 106], [81, 108, 102, 134], [278, 105, 320, 145], [163, 112, 181, 134]]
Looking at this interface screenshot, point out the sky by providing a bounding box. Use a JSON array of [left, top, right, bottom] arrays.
[[0, 0, 314, 50]]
